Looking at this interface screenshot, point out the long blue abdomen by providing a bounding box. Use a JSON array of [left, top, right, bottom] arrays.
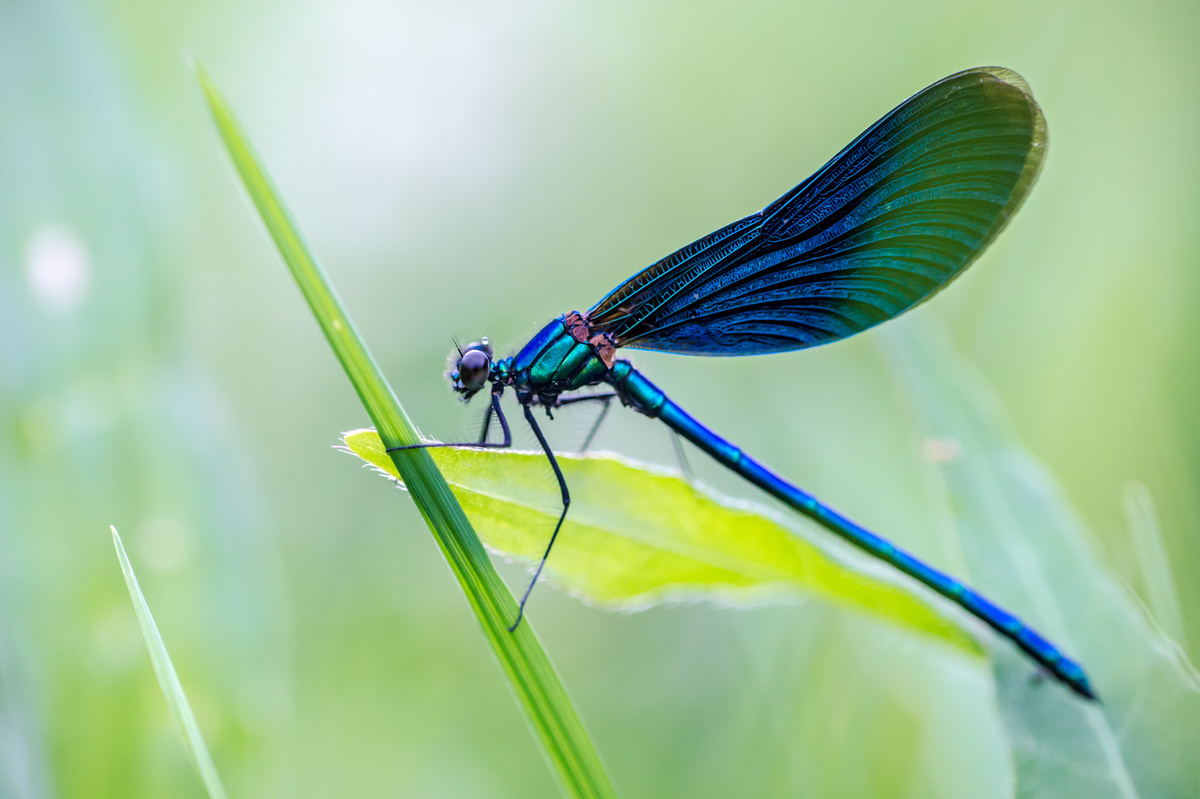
[[606, 360, 1096, 700]]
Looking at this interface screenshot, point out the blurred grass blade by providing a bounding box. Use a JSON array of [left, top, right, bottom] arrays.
[[1122, 482, 1188, 651], [883, 321, 1200, 798], [194, 63, 615, 799], [111, 526, 228, 799], [343, 429, 981, 655]]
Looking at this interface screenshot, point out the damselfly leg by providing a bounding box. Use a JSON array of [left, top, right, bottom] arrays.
[[670, 431, 694, 481], [384, 391, 571, 632], [552, 392, 617, 452], [385, 392, 513, 452], [510, 405, 571, 632]]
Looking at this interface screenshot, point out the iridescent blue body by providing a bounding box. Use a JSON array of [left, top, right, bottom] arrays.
[[424, 68, 1096, 699]]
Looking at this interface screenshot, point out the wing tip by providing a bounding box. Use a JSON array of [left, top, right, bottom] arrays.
[[941, 66, 1048, 244], [973, 66, 1032, 94]]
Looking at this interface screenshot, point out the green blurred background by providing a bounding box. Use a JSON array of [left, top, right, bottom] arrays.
[[2, 0, 1197, 796]]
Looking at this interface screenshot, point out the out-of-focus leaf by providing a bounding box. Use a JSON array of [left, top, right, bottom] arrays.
[[883, 321, 1200, 798], [1122, 482, 1188, 652], [343, 429, 980, 656], [111, 526, 228, 799]]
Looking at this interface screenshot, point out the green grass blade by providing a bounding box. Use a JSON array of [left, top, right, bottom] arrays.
[[343, 429, 981, 656], [883, 321, 1200, 798], [110, 526, 228, 799], [194, 62, 615, 799]]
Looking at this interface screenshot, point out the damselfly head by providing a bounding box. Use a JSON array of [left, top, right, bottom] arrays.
[[446, 337, 493, 400]]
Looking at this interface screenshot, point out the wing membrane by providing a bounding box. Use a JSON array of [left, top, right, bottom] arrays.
[[586, 67, 1046, 355]]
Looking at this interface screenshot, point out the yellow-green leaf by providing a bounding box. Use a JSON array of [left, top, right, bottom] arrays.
[[343, 429, 980, 655]]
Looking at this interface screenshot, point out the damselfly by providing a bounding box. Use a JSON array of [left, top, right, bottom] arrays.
[[392, 67, 1095, 700]]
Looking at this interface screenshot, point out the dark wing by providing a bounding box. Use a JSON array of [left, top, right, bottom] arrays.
[[586, 67, 1046, 355]]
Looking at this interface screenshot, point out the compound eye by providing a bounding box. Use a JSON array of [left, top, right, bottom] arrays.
[[458, 348, 491, 391]]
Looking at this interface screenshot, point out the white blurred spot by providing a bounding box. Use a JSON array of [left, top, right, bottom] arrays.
[[921, 437, 961, 464], [138, 516, 195, 574], [24, 224, 90, 312]]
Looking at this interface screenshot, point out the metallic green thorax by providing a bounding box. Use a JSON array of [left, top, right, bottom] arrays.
[[496, 315, 611, 403]]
